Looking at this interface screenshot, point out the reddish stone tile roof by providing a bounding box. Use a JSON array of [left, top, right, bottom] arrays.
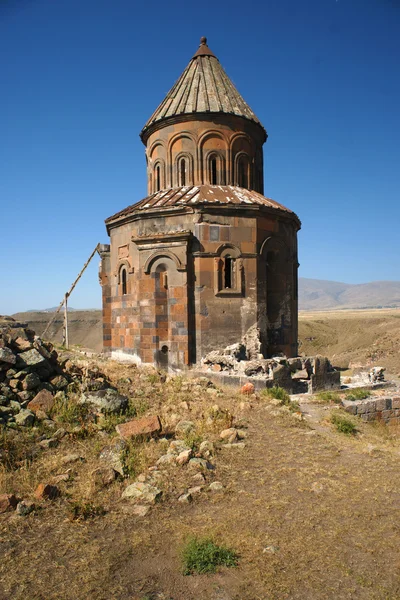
[[140, 38, 264, 138], [105, 185, 299, 225]]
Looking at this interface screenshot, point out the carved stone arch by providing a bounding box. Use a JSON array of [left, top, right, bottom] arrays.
[[168, 132, 197, 188], [260, 235, 290, 260], [115, 260, 133, 296], [229, 131, 253, 151], [198, 130, 228, 183], [148, 139, 167, 159], [174, 151, 194, 187], [114, 258, 134, 279], [216, 243, 241, 258], [144, 250, 183, 274], [167, 130, 197, 153]]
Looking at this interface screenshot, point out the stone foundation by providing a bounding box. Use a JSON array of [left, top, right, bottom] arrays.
[[343, 395, 400, 424]]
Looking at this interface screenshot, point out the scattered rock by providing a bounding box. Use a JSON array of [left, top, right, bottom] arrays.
[[192, 472, 206, 484], [0, 493, 18, 513], [209, 481, 224, 492], [121, 482, 162, 504], [188, 485, 203, 495], [79, 388, 128, 414], [168, 440, 191, 455], [92, 466, 117, 488], [17, 348, 47, 368], [15, 409, 35, 427], [27, 389, 55, 415], [199, 440, 214, 457], [156, 453, 176, 466], [175, 420, 195, 436], [61, 453, 85, 465], [176, 449, 192, 465], [0, 348, 17, 365], [39, 438, 59, 449], [22, 372, 41, 391], [99, 440, 126, 476], [188, 457, 210, 470], [116, 415, 161, 439], [120, 504, 151, 517], [221, 442, 246, 449], [34, 483, 60, 500], [241, 382, 255, 395], [16, 501, 35, 516], [178, 492, 192, 503], [51, 472, 71, 484], [220, 428, 238, 443]]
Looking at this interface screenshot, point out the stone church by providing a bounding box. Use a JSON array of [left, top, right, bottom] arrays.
[[99, 37, 301, 369]]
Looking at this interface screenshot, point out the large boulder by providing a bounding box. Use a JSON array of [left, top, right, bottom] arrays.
[[116, 415, 161, 439], [79, 388, 128, 414]]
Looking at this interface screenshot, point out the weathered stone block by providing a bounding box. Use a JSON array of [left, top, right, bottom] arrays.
[[376, 398, 391, 411], [28, 389, 54, 414], [116, 415, 161, 439]]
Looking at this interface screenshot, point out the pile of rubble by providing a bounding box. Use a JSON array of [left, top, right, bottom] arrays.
[[201, 343, 341, 393], [0, 316, 71, 427]]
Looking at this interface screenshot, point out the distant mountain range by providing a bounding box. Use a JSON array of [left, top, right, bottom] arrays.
[[299, 278, 400, 310], [24, 279, 400, 314]]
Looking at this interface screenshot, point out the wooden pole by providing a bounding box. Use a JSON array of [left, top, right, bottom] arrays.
[[63, 293, 69, 349], [42, 244, 100, 339]]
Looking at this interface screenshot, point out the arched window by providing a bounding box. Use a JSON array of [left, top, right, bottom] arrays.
[[224, 256, 234, 289], [120, 267, 127, 295], [215, 245, 243, 296], [179, 157, 186, 186], [236, 155, 249, 188], [155, 164, 161, 192], [210, 157, 217, 185]]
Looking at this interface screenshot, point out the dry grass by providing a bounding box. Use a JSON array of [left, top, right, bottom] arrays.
[[2, 355, 400, 599]]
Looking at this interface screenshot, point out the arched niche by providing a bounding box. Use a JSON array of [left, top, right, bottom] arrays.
[[169, 133, 196, 187], [260, 236, 292, 351], [144, 251, 183, 275], [199, 131, 227, 183], [231, 134, 254, 189]]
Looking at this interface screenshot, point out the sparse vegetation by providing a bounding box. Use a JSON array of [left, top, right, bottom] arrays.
[[181, 537, 239, 575], [262, 386, 300, 412], [331, 411, 357, 435], [68, 500, 105, 521], [345, 388, 370, 402], [316, 390, 342, 403]]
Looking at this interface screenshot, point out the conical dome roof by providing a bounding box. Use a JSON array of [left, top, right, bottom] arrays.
[[140, 37, 265, 140]]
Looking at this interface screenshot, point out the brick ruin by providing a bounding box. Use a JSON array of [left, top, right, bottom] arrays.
[[99, 37, 302, 371]]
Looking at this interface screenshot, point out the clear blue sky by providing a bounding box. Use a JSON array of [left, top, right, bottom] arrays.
[[1, 0, 399, 314]]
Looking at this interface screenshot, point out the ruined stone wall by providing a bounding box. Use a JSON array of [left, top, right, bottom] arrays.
[[343, 396, 400, 424]]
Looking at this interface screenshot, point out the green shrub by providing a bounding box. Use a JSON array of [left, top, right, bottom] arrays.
[[262, 386, 300, 412], [331, 412, 357, 435], [316, 391, 341, 403], [262, 386, 290, 404], [345, 388, 370, 402], [181, 537, 238, 575], [68, 501, 105, 521]]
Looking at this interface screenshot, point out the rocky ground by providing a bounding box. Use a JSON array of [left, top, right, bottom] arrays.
[[2, 316, 400, 599]]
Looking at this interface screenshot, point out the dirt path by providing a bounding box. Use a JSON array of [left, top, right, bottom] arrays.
[[2, 396, 400, 600]]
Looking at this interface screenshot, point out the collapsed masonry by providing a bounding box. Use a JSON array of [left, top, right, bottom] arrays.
[[201, 342, 341, 394]]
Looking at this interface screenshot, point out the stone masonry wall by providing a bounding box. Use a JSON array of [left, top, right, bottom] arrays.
[[343, 396, 400, 424]]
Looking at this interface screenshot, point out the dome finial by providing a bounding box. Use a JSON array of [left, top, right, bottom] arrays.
[[200, 36, 207, 46]]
